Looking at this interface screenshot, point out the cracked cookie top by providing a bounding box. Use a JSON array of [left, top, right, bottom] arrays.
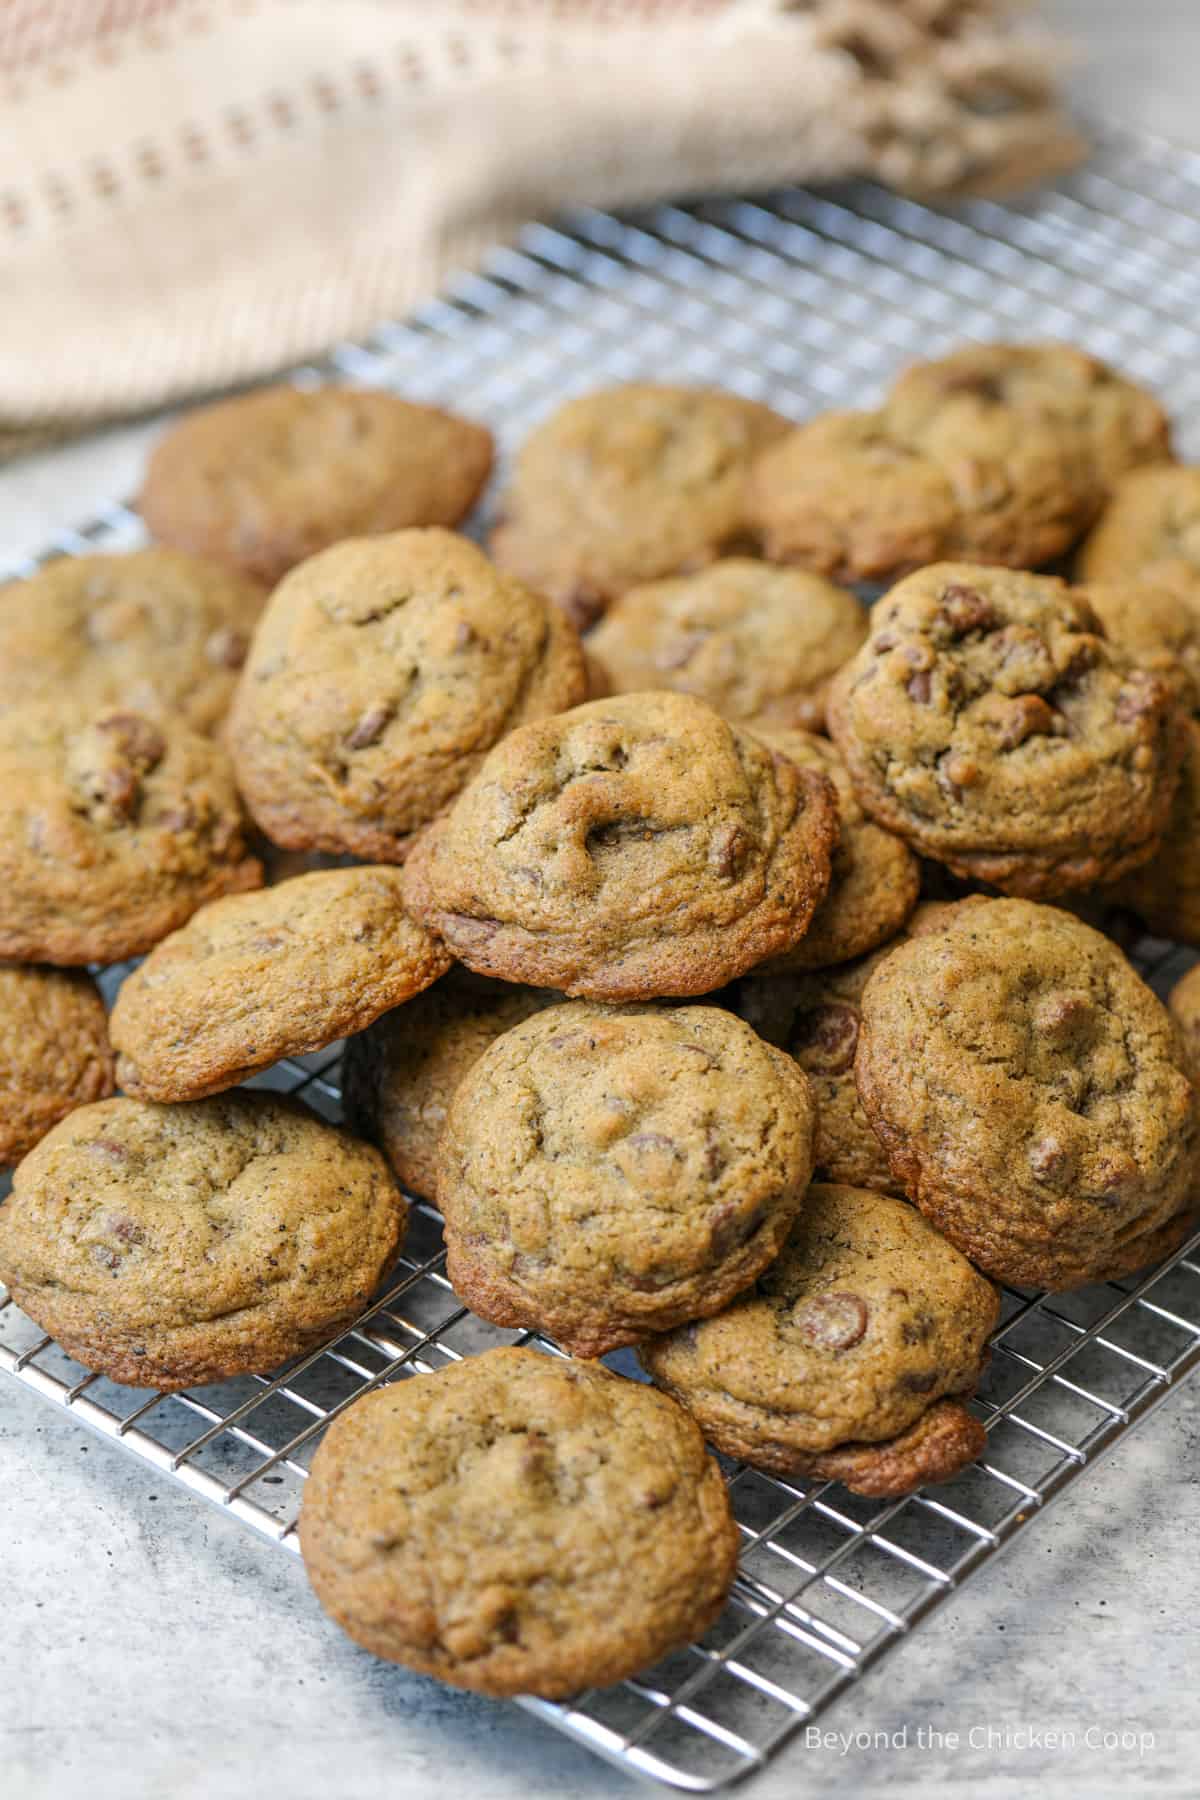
[[855, 897, 1199, 1289], [139, 385, 494, 588], [749, 343, 1169, 583], [0, 703, 261, 965], [228, 528, 587, 861], [587, 558, 867, 732], [489, 384, 791, 628], [641, 1184, 997, 1478], [0, 1092, 406, 1390], [0, 549, 265, 737], [401, 690, 838, 1000], [438, 1001, 816, 1356], [298, 1346, 739, 1697], [111, 867, 452, 1102], [826, 563, 1184, 897]]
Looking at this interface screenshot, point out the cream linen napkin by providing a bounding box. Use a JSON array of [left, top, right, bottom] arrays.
[[0, 0, 1081, 453]]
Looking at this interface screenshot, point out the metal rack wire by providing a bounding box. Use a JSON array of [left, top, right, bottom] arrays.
[[4, 124, 1200, 1793]]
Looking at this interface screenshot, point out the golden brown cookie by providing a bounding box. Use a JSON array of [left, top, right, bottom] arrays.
[[737, 949, 902, 1194], [341, 971, 559, 1200], [110, 868, 451, 1102], [750, 728, 919, 969], [826, 564, 1184, 898], [0, 550, 265, 737], [0, 967, 114, 1166], [1078, 463, 1200, 598], [298, 1347, 739, 1696], [0, 1094, 406, 1390], [489, 384, 791, 627], [139, 385, 493, 587], [749, 343, 1169, 583], [1167, 963, 1200, 1084], [586, 559, 867, 732], [228, 529, 587, 861], [1078, 580, 1200, 717], [641, 1185, 997, 1499], [735, 903, 955, 1190], [401, 691, 838, 1000], [0, 705, 261, 966], [1104, 719, 1200, 944], [438, 1001, 816, 1357], [855, 898, 1198, 1289], [886, 342, 1169, 494]]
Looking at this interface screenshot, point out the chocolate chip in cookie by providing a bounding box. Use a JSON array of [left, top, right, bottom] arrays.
[[641, 1184, 998, 1499]]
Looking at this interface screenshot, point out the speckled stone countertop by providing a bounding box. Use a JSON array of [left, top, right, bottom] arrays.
[[6, 1370, 1198, 1800]]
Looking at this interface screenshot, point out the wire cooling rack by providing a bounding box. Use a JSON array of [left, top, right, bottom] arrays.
[[6, 123, 1200, 1793]]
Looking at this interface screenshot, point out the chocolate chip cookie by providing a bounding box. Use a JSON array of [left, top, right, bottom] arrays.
[[1078, 464, 1200, 599], [401, 691, 838, 1000], [1078, 579, 1200, 717], [1104, 719, 1200, 945], [826, 564, 1184, 898], [750, 728, 919, 969], [641, 1184, 997, 1499], [228, 528, 587, 861], [586, 559, 867, 732], [737, 951, 902, 1193], [749, 343, 1168, 582], [299, 1346, 738, 1696], [1167, 963, 1200, 1085], [489, 384, 791, 627], [0, 967, 114, 1166], [342, 971, 559, 1200], [0, 549, 264, 736], [110, 868, 452, 1102], [0, 1093, 406, 1389], [736, 902, 956, 1190], [855, 897, 1199, 1288], [438, 1002, 816, 1357], [0, 705, 261, 965], [139, 385, 493, 587], [886, 343, 1169, 494]]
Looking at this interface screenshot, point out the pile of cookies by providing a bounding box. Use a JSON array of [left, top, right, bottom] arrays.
[[2, 345, 1198, 1702]]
